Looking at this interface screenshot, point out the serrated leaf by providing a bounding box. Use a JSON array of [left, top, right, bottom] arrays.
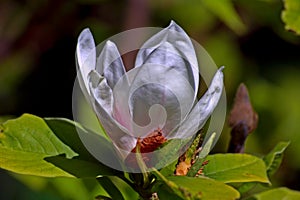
[[155, 176, 240, 200], [282, 0, 300, 35], [203, 154, 270, 184], [0, 114, 76, 177], [253, 187, 300, 200], [263, 141, 290, 176]]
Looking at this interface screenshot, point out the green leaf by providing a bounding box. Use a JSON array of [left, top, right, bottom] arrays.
[[0, 114, 76, 177], [160, 160, 177, 177], [97, 177, 125, 200], [0, 115, 14, 123], [155, 176, 240, 200], [95, 195, 113, 200], [0, 114, 119, 178], [203, 154, 270, 184], [263, 141, 290, 176], [282, 0, 300, 35], [199, 132, 216, 159], [155, 138, 191, 169], [44, 117, 100, 160], [253, 187, 300, 200], [154, 183, 185, 200], [202, 0, 246, 34], [237, 142, 289, 194], [44, 154, 117, 178], [44, 118, 120, 177]]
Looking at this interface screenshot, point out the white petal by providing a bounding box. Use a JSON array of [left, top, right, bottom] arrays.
[[76, 28, 96, 96], [96, 40, 127, 89], [88, 70, 136, 152], [168, 67, 224, 138], [93, 40, 131, 129], [135, 20, 199, 100], [113, 64, 195, 137], [89, 70, 113, 115]]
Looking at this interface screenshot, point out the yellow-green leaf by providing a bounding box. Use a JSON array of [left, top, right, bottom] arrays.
[[0, 114, 118, 178], [282, 0, 300, 35], [202, 0, 246, 34], [155, 176, 240, 200], [254, 187, 300, 200], [263, 141, 290, 176], [0, 114, 76, 177], [203, 154, 270, 184]]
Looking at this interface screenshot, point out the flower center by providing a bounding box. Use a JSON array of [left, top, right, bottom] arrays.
[[125, 128, 167, 169], [131, 128, 167, 153]]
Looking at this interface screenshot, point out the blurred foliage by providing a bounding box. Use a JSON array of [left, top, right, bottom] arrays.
[[4, 172, 111, 200], [253, 187, 300, 200], [0, 0, 300, 199], [282, 0, 300, 35]]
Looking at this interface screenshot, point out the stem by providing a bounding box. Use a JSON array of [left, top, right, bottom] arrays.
[[118, 172, 155, 199], [118, 173, 136, 190], [228, 121, 249, 153], [151, 168, 179, 190]]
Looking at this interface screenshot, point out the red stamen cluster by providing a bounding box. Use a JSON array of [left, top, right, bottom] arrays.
[[125, 129, 167, 169]]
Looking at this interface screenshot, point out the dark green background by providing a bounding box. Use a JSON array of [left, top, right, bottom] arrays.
[[0, 0, 300, 199]]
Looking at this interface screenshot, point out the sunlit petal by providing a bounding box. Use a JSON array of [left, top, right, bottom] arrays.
[[95, 40, 132, 129], [122, 64, 195, 137], [96, 40, 127, 89], [76, 28, 96, 96], [89, 70, 113, 115], [168, 67, 224, 138], [135, 20, 199, 100], [88, 70, 136, 152]]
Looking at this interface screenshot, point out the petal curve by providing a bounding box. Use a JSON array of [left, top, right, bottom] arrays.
[[135, 21, 199, 101], [96, 40, 127, 89], [76, 28, 96, 96], [168, 67, 224, 139], [88, 70, 136, 153]]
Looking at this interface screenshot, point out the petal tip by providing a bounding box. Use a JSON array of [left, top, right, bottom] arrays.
[[78, 28, 92, 41], [217, 66, 225, 79], [82, 27, 91, 33], [219, 66, 225, 71], [76, 28, 95, 52], [169, 20, 177, 26], [168, 20, 183, 32], [105, 40, 116, 47]]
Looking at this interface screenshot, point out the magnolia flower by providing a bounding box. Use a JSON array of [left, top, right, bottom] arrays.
[[76, 21, 224, 168]]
